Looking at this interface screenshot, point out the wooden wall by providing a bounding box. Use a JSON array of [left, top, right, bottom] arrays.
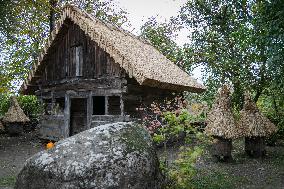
[[42, 21, 123, 86], [123, 77, 176, 118]]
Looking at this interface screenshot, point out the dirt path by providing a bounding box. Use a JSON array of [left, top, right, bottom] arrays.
[[0, 133, 44, 188]]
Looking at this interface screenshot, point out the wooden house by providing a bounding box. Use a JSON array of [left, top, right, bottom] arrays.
[[20, 5, 205, 141]]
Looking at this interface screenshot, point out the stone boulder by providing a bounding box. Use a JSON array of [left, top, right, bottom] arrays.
[[15, 122, 162, 189]]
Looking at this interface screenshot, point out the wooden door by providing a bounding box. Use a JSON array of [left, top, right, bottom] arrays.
[[70, 98, 87, 136]]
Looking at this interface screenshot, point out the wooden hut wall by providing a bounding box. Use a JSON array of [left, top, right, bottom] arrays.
[[123, 77, 175, 117], [41, 21, 123, 87]]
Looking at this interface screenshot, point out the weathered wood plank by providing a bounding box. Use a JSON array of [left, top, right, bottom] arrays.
[[64, 93, 70, 137]]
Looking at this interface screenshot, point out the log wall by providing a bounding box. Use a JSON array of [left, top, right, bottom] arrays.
[[123, 77, 177, 118], [41, 20, 123, 87]]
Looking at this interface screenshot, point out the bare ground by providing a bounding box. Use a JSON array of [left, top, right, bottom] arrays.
[[0, 133, 44, 189], [194, 139, 284, 189]]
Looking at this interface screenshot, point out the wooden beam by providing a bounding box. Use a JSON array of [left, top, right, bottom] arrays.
[[64, 93, 70, 138], [87, 91, 93, 129], [105, 96, 108, 115], [120, 95, 124, 116]]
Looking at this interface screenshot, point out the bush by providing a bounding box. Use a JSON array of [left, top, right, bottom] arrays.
[[0, 94, 10, 117], [138, 95, 209, 188], [257, 94, 284, 144]]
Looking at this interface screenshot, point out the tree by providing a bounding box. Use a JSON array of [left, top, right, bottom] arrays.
[[141, 16, 198, 75], [178, 0, 272, 110]]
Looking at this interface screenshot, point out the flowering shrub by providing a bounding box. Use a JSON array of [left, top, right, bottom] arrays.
[[137, 95, 210, 188], [137, 95, 205, 145], [137, 95, 188, 135]]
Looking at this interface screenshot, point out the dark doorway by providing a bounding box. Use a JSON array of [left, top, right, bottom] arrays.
[[108, 96, 121, 115], [70, 98, 87, 136], [93, 96, 105, 115]]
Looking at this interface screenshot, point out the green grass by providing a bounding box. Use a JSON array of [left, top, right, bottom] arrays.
[[189, 169, 249, 189], [0, 175, 16, 187]]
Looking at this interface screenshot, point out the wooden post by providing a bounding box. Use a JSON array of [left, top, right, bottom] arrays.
[[87, 91, 93, 129], [64, 93, 70, 138], [120, 95, 124, 117], [105, 96, 108, 115], [51, 90, 55, 111]]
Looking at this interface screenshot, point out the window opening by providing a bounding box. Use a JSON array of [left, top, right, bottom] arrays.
[[93, 96, 105, 115], [108, 96, 121, 115], [75, 46, 83, 76]]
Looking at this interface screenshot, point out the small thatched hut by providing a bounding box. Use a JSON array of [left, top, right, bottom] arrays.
[[205, 85, 241, 161], [2, 96, 30, 135], [239, 92, 277, 157]]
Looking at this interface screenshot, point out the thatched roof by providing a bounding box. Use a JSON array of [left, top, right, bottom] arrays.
[[239, 92, 277, 137], [20, 5, 205, 94], [2, 97, 30, 123], [205, 85, 241, 139]]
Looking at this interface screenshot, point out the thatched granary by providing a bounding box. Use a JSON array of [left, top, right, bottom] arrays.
[[2, 96, 30, 135], [239, 92, 277, 157], [19, 5, 205, 141], [205, 85, 240, 161]]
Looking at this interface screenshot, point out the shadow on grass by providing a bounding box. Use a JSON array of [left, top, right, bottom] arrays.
[[190, 169, 249, 189], [0, 175, 16, 187]]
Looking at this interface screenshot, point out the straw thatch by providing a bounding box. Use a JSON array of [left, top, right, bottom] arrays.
[[20, 5, 205, 94], [2, 97, 30, 123], [239, 92, 277, 137], [205, 85, 241, 139]]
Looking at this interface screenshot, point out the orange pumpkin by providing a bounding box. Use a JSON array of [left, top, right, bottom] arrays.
[[46, 141, 55, 149]]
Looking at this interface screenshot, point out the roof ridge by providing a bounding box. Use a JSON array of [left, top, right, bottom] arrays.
[[64, 5, 152, 46]]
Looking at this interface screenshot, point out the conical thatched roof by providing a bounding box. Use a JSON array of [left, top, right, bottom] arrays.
[[2, 96, 30, 123], [239, 92, 277, 137], [205, 85, 241, 139], [20, 5, 205, 94]]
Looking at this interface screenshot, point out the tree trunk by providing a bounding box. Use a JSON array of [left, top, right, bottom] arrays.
[[49, 0, 57, 33]]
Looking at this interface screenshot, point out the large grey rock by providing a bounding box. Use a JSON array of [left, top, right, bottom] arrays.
[[15, 122, 162, 189]]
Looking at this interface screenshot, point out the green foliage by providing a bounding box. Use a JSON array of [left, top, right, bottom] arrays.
[[179, 0, 268, 110], [189, 170, 245, 189], [17, 95, 43, 120], [0, 175, 16, 187], [0, 94, 10, 117], [140, 17, 193, 71], [168, 146, 204, 189], [257, 91, 284, 143], [142, 99, 208, 188], [158, 110, 192, 141]]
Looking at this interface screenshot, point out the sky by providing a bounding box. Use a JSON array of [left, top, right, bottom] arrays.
[[114, 0, 188, 45], [113, 0, 203, 82]]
